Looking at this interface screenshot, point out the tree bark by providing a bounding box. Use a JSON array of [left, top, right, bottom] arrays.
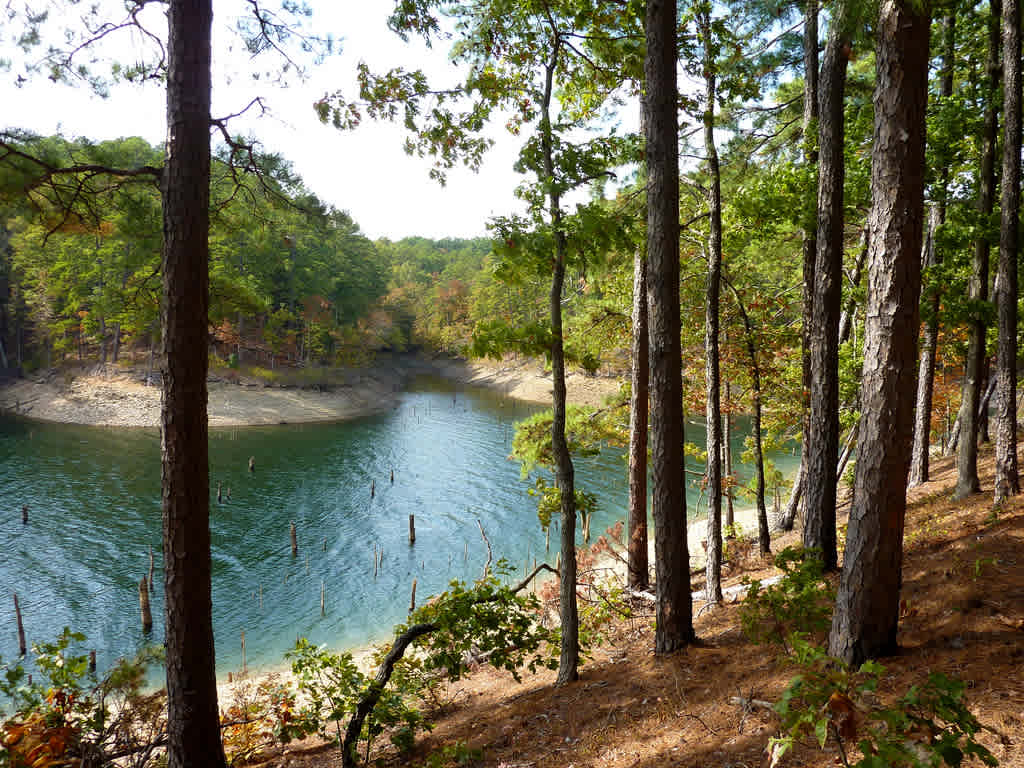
[[646, 0, 693, 653], [954, 0, 997, 497], [994, 0, 1021, 504], [908, 205, 941, 486], [795, 0, 820, 537], [628, 249, 649, 590], [910, 12, 955, 488], [806, 0, 855, 571], [161, 0, 225, 766], [777, 459, 802, 531], [701, 8, 723, 606], [538, 36, 578, 685], [727, 279, 771, 555], [828, 0, 929, 666], [723, 382, 734, 531]]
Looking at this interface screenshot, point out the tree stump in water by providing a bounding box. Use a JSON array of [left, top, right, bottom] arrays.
[[290, 521, 298, 557], [14, 593, 26, 656], [139, 577, 153, 633]]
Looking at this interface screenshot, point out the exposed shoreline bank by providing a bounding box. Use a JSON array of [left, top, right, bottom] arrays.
[[0, 353, 622, 428]]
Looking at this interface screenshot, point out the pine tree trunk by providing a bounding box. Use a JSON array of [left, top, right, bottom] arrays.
[[909, 205, 941, 486], [805, 0, 854, 572], [701, 9, 723, 606], [953, 3, 996, 495], [979, 362, 992, 443], [729, 284, 771, 556], [828, 0, 929, 666], [539, 40, 578, 686], [161, 2, 225, 765], [628, 249, 649, 590], [910, 13, 956, 488], [994, 0, 1021, 504], [723, 384, 734, 531], [646, 0, 693, 653], [796, 0, 820, 536], [777, 461, 802, 531]]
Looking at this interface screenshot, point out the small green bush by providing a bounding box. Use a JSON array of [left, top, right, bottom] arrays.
[[740, 546, 835, 648], [772, 635, 997, 768]]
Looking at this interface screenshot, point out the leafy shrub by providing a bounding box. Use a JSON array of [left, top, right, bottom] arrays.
[[420, 740, 483, 768], [1, 628, 166, 768], [772, 635, 997, 768], [740, 546, 835, 648], [285, 638, 424, 762]]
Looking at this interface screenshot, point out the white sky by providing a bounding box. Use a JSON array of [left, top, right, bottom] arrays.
[[0, 2, 532, 241]]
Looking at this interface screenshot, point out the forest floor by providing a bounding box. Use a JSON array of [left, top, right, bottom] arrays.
[[246, 445, 1024, 768], [0, 353, 621, 427]]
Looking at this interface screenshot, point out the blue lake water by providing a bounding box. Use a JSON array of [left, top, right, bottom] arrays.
[[0, 374, 795, 680]]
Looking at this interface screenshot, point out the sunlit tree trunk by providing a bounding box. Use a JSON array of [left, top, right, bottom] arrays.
[[700, 6, 723, 606], [628, 249, 649, 590], [994, 0, 1021, 504], [829, 0, 929, 665], [786, 0, 820, 534], [909, 205, 940, 486], [723, 381, 734, 531]]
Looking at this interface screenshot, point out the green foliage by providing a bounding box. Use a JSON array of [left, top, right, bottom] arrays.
[[285, 638, 424, 758], [528, 475, 597, 530], [419, 740, 483, 768], [772, 636, 997, 768], [740, 547, 835, 647], [402, 563, 558, 683]]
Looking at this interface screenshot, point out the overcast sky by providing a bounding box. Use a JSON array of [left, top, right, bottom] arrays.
[[0, 2, 533, 241]]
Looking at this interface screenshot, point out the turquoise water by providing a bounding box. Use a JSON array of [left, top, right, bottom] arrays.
[[0, 374, 795, 680]]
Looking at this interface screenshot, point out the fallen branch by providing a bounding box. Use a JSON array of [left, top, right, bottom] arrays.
[[729, 695, 776, 711]]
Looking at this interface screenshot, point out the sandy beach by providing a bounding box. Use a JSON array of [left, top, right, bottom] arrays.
[[0, 354, 622, 428]]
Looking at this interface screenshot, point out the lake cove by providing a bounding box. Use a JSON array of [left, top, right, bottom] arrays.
[[0, 374, 795, 680]]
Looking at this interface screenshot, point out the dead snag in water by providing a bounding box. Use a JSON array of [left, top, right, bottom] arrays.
[[409, 514, 416, 545], [290, 521, 298, 557], [138, 577, 153, 634], [14, 593, 26, 656], [248, 456, 255, 473], [477, 519, 493, 576]]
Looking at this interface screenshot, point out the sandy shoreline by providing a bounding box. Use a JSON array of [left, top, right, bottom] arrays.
[[0, 354, 622, 428]]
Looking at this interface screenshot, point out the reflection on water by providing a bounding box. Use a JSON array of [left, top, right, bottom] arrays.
[[0, 374, 796, 679]]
